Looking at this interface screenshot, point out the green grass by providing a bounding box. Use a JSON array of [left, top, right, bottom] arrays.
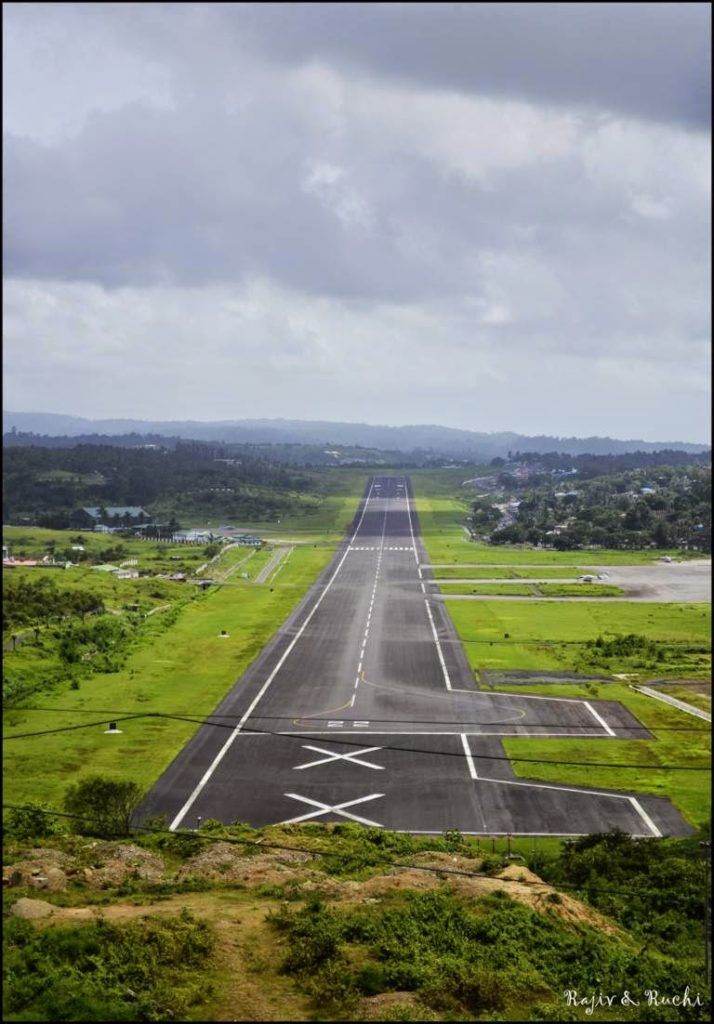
[[647, 684, 711, 713], [447, 600, 711, 645], [439, 583, 536, 596], [437, 582, 625, 597], [496, 682, 710, 827], [432, 566, 587, 579], [446, 600, 711, 678], [3, 526, 213, 575], [537, 583, 625, 597], [3, 544, 336, 809]]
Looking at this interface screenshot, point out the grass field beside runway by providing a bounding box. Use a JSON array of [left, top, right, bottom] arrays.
[[650, 682, 711, 713], [446, 600, 711, 678], [491, 681, 711, 827], [433, 566, 588, 579], [448, 600, 710, 645], [437, 582, 625, 597], [2, 525, 213, 575], [3, 543, 337, 809], [241, 470, 370, 539], [407, 472, 698, 566]]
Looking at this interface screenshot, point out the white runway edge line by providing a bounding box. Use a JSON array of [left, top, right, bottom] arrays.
[[425, 600, 453, 691], [169, 480, 377, 831], [404, 480, 453, 692], [473, 775, 662, 837], [584, 701, 616, 736], [461, 734, 478, 779]]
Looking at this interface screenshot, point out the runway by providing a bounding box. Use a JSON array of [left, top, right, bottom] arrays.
[[140, 477, 692, 837]]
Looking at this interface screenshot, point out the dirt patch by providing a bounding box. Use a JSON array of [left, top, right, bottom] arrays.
[[480, 669, 611, 685], [49, 892, 312, 1021], [178, 842, 317, 887], [358, 991, 432, 1020], [79, 843, 165, 889], [4, 842, 165, 892]]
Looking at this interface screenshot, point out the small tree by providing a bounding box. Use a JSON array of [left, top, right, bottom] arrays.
[[63, 776, 143, 836]]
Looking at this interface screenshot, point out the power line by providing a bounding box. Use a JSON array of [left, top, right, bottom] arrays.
[[2, 803, 705, 909], [3, 713, 709, 771], [5, 705, 710, 732]]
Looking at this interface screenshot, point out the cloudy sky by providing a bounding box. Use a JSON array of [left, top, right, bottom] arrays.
[[3, 2, 710, 441]]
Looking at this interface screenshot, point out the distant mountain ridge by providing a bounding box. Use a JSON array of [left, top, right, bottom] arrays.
[[3, 411, 708, 458]]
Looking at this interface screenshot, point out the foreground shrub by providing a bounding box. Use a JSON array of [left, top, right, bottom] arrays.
[[3, 910, 215, 1021]]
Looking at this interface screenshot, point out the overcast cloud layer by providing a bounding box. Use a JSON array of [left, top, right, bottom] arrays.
[[3, 2, 710, 441]]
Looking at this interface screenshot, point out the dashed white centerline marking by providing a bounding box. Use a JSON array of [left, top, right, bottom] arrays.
[[169, 480, 377, 831]]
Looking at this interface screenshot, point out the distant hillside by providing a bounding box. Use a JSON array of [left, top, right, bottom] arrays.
[[3, 411, 708, 458]]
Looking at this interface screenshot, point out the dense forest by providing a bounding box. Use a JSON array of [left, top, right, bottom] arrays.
[[2, 442, 317, 527], [472, 456, 711, 552]]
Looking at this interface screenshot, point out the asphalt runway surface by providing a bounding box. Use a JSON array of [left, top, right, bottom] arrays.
[[141, 477, 693, 837]]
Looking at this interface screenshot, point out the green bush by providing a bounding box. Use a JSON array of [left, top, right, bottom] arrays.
[[5, 801, 63, 839], [64, 776, 143, 837], [3, 910, 215, 1021]]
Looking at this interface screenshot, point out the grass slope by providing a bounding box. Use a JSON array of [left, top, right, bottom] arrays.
[[3, 545, 335, 808]]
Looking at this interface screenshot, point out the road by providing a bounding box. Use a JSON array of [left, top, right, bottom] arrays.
[[140, 477, 692, 837]]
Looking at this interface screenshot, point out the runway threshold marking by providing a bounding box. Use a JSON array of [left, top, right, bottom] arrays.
[[280, 793, 385, 827], [168, 480, 377, 831], [293, 745, 385, 771]]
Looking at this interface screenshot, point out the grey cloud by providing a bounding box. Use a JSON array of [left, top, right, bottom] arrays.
[[2, 3, 710, 442], [229, 2, 710, 129]]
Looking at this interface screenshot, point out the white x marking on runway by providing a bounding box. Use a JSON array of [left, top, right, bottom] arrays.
[[280, 793, 384, 826], [293, 745, 385, 771]]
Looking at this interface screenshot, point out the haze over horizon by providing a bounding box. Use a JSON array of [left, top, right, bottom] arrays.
[[3, 3, 711, 442]]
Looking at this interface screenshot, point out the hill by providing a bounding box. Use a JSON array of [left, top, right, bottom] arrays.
[[3, 411, 709, 459]]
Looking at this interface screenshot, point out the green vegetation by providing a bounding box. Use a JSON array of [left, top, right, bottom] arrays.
[[3, 544, 335, 808], [4, 912, 214, 1021], [3, 526, 220, 575], [433, 565, 587, 578], [2, 813, 711, 1022], [476, 679, 710, 826], [3, 814, 711, 1022], [3, 443, 371, 534], [479, 457, 711, 553], [409, 466, 708, 563], [437, 582, 625, 597], [2, 441, 318, 527], [439, 582, 536, 596], [446, 599, 710, 671], [64, 776, 144, 837]]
